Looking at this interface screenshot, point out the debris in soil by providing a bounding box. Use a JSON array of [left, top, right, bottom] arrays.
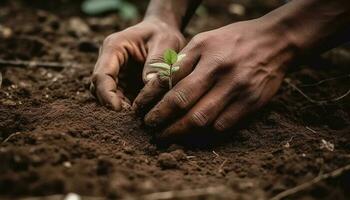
[[0, 0, 349, 200], [169, 149, 187, 161], [320, 139, 335, 152], [157, 153, 179, 169], [0, 25, 12, 38], [0, 59, 81, 69], [67, 17, 91, 37]]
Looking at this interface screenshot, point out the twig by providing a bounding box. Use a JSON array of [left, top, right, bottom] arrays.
[[284, 78, 350, 105], [142, 186, 228, 200], [218, 159, 228, 173], [186, 155, 196, 159], [270, 164, 350, 200], [15, 194, 104, 200], [281, 136, 294, 148], [0, 59, 82, 69], [305, 126, 317, 134], [2, 132, 22, 144], [212, 150, 220, 158], [299, 74, 350, 87]]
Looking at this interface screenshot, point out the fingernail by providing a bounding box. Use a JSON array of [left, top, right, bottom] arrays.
[[144, 112, 160, 127], [146, 73, 157, 82], [131, 102, 138, 111]]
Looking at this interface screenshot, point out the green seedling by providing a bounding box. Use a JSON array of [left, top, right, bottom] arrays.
[[150, 49, 186, 89]]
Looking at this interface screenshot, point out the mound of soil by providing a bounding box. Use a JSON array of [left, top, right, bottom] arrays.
[[0, 0, 349, 199]]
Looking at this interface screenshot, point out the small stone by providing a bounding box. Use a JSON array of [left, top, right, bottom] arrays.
[[123, 147, 135, 155], [2, 99, 16, 106], [0, 25, 13, 38], [63, 161, 72, 168], [64, 193, 81, 200], [170, 149, 187, 161], [68, 17, 91, 37], [157, 153, 178, 169], [228, 3, 245, 16]]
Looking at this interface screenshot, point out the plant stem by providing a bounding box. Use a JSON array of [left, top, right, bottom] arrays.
[[169, 64, 173, 89]]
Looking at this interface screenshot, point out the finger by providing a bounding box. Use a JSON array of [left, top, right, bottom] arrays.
[[157, 81, 236, 141], [213, 101, 253, 132], [144, 58, 217, 127], [132, 44, 200, 112], [91, 40, 128, 110], [142, 37, 184, 83]]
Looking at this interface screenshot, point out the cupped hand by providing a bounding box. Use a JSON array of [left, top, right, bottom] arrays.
[[135, 19, 297, 142], [90, 18, 185, 110]]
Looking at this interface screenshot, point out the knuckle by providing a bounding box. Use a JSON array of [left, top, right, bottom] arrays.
[[154, 75, 169, 89], [209, 54, 226, 66], [235, 77, 250, 89], [102, 34, 125, 51], [91, 73, 102, 85], [169, 89, 191, 110], [102, 35, 115, 47], [190, 33, 207, 48], [189, 111, 209, 127]]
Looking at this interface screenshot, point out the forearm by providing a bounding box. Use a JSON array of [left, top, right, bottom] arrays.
[[144, 0, 202, 31], [261, 0, 350, 56]]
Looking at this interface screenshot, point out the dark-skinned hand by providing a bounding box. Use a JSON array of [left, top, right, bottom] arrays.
[[133, 19, 296, 143], [90, 18, 185, 110]]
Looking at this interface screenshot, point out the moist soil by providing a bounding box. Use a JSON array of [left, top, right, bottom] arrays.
[[0, 0, 350, 199]]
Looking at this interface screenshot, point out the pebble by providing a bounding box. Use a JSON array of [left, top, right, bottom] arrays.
[[157, 153, 178, 169]]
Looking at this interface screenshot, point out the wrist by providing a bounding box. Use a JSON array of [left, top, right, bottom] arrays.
[[144, 0, 185, 30], [249, 17, 298, 72], [260, 0, 350, 56], [143, 15, 181, 30]]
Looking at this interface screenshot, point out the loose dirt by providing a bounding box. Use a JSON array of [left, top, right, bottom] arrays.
[[0, 0, 349, 199]]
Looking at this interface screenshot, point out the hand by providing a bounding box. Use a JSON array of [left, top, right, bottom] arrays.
[[90, 18, 185, 110], [135, 19, 296, 142]]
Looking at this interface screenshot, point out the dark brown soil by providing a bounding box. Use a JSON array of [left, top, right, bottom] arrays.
[[1, 0, 350, 199]]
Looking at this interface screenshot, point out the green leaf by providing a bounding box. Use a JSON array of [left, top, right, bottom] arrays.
[[171, 66, 180, 73], [163, 49, 178, 65], [82, 0, 139, 20], [176, 54, 186, 63], [149, 63, 171, 70], [159, 71, 170, 77], [82, 0, 121, 15], [119, 1, 139, 20]]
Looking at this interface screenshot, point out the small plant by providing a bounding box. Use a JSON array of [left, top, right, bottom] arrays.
[[150, 49, 186, 89], [82, 0, 139, 20]]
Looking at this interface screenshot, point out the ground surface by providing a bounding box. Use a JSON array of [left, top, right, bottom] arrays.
[[0, 0, 350, 199]]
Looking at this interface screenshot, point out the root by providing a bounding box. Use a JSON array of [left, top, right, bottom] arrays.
[[0, 59, 84, 69], [2, 132, 22, 144], [299, 74, 350, 87], [270, 164, 350, 200], [284, 78, 350, 105], [142, 186, 228, 200]]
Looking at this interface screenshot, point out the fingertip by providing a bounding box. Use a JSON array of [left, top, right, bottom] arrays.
[[144, 73, 157, 83], [144, 113, 157, 126], [107, 98, 123, 111], [144, 108, 165, 127], [131, 102, 138, 111]]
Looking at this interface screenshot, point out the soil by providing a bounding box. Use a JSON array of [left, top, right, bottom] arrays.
[[0, 0, 350, 199]]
